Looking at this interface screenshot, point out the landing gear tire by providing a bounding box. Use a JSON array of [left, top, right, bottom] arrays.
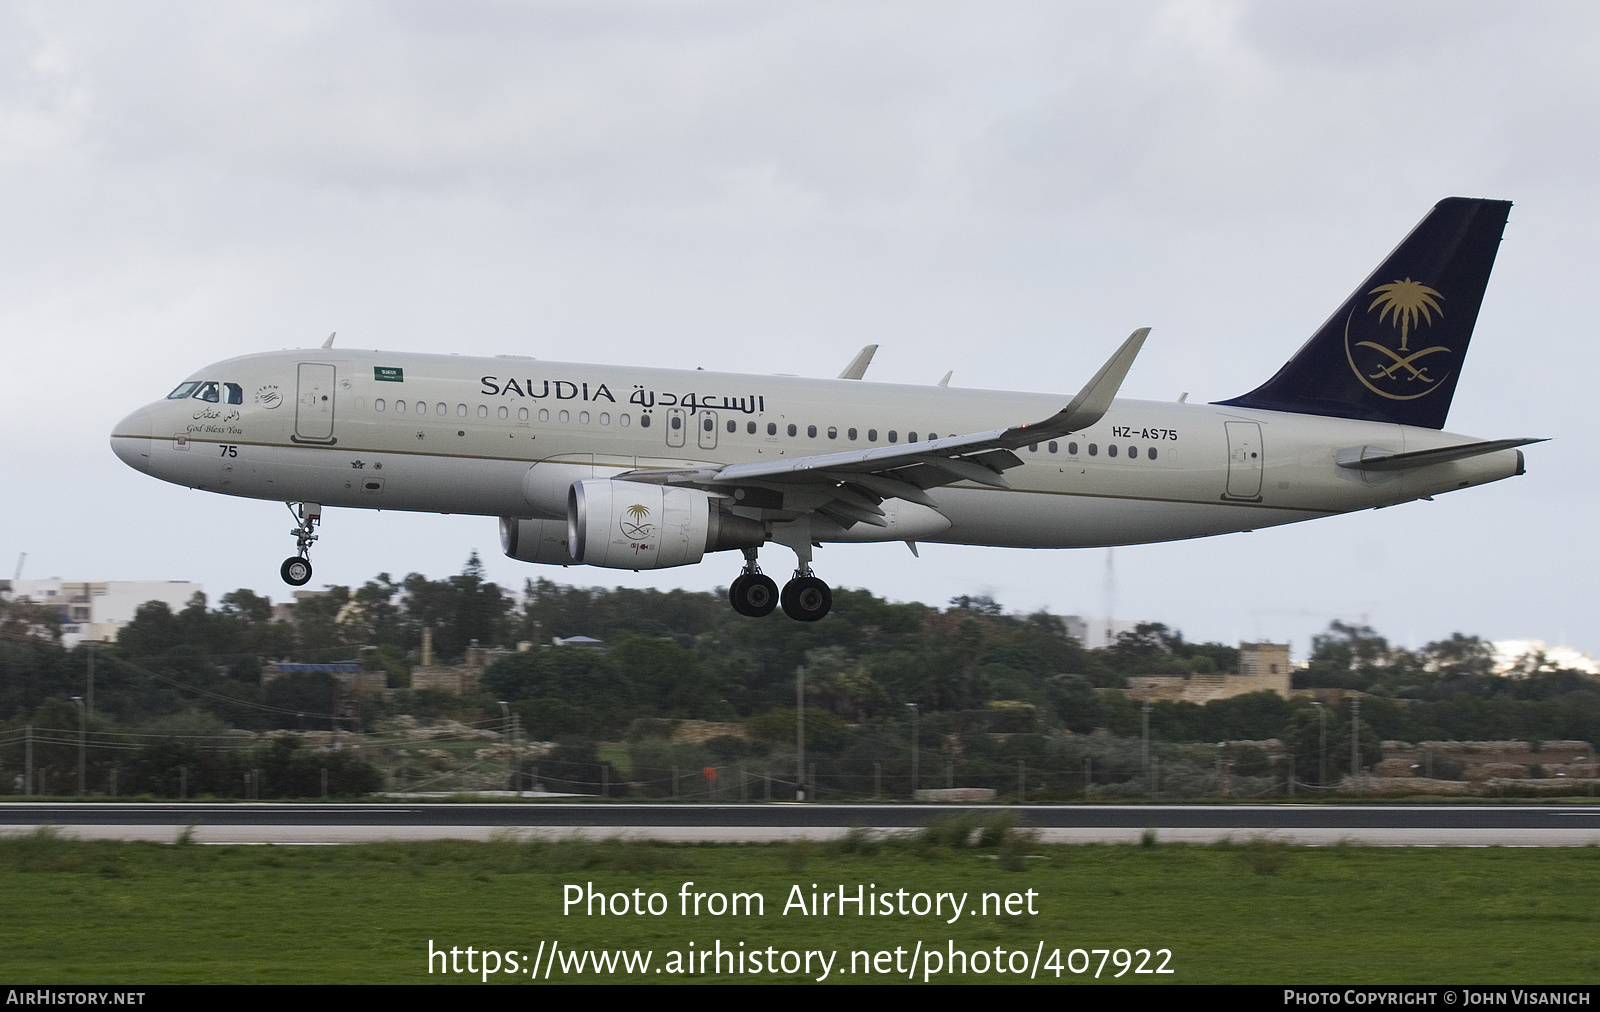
[[281, 556, 313, 587], [780, 576, 832, 622], [730, 573, 780, 618]]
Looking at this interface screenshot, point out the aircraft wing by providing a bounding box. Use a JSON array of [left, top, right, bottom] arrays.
[[618, 329, 1148, 528]]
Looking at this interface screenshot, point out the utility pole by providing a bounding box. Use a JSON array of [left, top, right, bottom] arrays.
[[24, 723, 32, 796], [70, 696, 86, 796], [1351, 694, 1361, 794], [796, 666, 806, 801], [497, 701, 512, 791], [1141, 701, 1151, 787], [86, 642, 95, 719], [1312, 701, 1327, 787], [906, 703, 920, 799]]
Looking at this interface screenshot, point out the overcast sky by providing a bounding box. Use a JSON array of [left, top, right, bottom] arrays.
[[3, 1, 1596, 658]]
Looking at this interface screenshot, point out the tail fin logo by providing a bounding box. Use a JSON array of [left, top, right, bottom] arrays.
[[1345, 278, 1453, 401]]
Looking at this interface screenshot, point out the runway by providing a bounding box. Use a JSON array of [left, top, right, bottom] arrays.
[[6, 801, 1600, 845]]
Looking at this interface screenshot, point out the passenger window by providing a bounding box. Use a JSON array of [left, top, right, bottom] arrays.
[[538, 408, 548, 422], [1108, 444, 1118, 458], [703, 417, 713, 431], [671, 415, 682, 430], [787, 424, 797, 437], [436, 403, 447, 416], [620, 414, 630, 426], [640, 414, 651, 428], [807, 425, 817, 438], [579, 411, 589, 424], [600, 413, 610, 426], [457, 404, 467, 417], [1029, 443, 1038, 453], [1048, 441, 1058, 453], [167, 382, 201, 400], [888, 430, 898, 443], [827, 426, 837, 439], [1128, 446, 1138, 459], [868, 429, 878, 441], [396, 400, 408, 414], [561, 410, 571, 423], [498, 406, 508, 419], [726, 419, 736, 433], [224, 383, 243, 405], [478, 405, 488, 418], [1068, 442, 1078, 455], [767, 423, 777, 436], [747, 421, 756, 434], [518, 407, 529, 421], [375, 398, 386, 412], [1148, 447, 1157, 460], [1087, 443, 1097, 456], [909, 432, 918, 442], [416, 402, 427, 415], [848, 428, 858, 440]]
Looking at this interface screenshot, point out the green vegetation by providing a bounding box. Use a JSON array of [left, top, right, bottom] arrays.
[[1, 829, 1597, 983], [3, 559, 1597, 799]]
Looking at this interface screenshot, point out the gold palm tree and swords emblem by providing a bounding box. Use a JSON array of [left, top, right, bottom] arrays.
[[621, 503, 654, 541], [1344, 278, 1452, 400]]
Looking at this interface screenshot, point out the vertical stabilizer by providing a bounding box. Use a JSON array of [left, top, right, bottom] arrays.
[[1217, 197, 1511, 429]]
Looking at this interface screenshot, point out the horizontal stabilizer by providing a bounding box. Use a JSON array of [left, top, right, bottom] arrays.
[[1336, 438, 1545, 472]]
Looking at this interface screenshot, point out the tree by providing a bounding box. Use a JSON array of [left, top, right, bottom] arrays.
[[1044, 674, 1105, 733]]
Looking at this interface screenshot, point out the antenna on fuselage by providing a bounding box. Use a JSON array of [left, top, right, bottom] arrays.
[[322, 332, 336, 349], [12, 552, 24, 581]]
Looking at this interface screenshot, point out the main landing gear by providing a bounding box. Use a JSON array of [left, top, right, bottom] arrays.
[[280, 502, 321, 587], [728, 546, 832, 622], [729, 549, 779, 617]]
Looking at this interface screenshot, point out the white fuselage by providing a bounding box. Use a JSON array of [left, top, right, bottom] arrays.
[[110, 348, 1524, 558]]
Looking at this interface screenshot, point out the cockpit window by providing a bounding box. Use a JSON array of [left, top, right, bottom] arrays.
[[167, 382, 201, 400], [195, 382, 220, 402], [224, 383, 243, 405]]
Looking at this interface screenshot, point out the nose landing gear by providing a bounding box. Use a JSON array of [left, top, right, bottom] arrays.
[[280, 502, 321, 587]]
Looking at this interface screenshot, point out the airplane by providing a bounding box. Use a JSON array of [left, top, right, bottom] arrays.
[[111, 197, 1540, 622]]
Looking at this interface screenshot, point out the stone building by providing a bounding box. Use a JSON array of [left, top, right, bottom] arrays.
[[1120, 641, 1293, 705]]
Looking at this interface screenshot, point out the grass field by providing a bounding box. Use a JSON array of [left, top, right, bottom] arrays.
[[2, 823, 1598, 984]]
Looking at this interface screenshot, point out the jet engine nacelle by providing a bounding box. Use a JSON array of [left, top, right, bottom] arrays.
[[499, 517, 575, 566], [567, 479, 763, 570]]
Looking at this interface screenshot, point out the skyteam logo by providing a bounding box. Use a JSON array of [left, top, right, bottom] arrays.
[[1344, 278, 1452, 401]]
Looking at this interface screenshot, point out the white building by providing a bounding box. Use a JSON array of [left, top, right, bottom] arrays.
[[0, 579, 204, 648], [1490, 639, 1600, 677], [1077, 618, 1143, 649]]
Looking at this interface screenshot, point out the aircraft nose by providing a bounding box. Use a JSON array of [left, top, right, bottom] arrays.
[[110, 404, 156, 473]]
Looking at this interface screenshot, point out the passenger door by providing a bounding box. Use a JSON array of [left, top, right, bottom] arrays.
[[294, 363, 338, 444]]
